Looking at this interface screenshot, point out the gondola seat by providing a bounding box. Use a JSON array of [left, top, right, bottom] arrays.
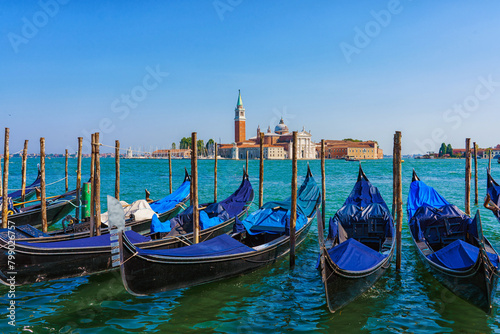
[[427, 239, 499, 270], [327, 238, 387, 271]]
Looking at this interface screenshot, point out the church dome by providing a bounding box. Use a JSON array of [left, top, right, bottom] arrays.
[[274, 117, 289, 134]]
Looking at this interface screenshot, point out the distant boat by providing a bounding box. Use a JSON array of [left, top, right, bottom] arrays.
[[344, 157, 359, 162]]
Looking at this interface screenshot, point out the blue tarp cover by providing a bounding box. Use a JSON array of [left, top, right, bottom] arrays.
[[150, 214, 170, 234], [328, 174, 394, 240], [235, 170, 319, 235], [427, 239, 499, 270], [409, 203, 474, 242], [327, 238, 387, 271], [19, 231, 151, 249], [236, 208, 308, 235], [152, 176, 253, 235], [261, 171, 321, 218], [149, 180, 190, 213], [487, 173, 500, 221], [407, 180, 449, 220], [136, 233, 254, 257]]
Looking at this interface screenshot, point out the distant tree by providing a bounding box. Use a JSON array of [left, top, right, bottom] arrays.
[[197, 139, 205, 156], [446, 144, 453, 156], [171, 142, 176, 150], [343, 138, 362, 142], [439, 143, 447, 157], [206, 139, 215, 149], [180, 137, 191, 149]]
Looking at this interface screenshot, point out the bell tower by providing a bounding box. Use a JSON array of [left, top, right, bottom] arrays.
[[234, 90, 246, 143]]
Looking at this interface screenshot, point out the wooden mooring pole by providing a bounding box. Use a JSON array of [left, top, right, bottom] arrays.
[[489, 150, 492, 171], [2, 128, 9, 228], [76, 137, 82, 222], [94, 133, 101, 236], [65, 149, 69, 192], [89, 133, 95, 236], [394, 131, 402, 271], [290, 131, 298, 269], [168, 150, 172, 194], [246, 150, 249, 174], [115, 140, 120, 200], [192, 132, 199, 244], [214, 144, 218, 202], [392, 135, 396, 220], [465, 138, 471, 216], [474, 142, 478, 206], [259, 132, 264, 207], [21, 140, 28, 208], [40, 137, 48, 233], [321, 139, 326, 230]]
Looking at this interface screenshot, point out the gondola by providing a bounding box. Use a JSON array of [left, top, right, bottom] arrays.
[[0, 169, 41, 204], [118, 166, 320, 296], [317, 165, 395, 313], [1, 171, 192, 243], [484, 169, 500, 223], [3, 189, 78, 228], [0, 170, 253, 286], [408, 170, 499, 313]]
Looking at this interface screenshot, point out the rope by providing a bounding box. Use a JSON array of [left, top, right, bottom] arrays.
[[6, 176, 68, 192], [120, 251, 138, 265], [173, 235, 192, 246]]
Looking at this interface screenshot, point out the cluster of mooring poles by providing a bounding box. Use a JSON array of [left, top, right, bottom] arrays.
[[2, 128, 485, 273]]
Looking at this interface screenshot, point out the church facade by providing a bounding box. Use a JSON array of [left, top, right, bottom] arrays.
[[218, 91, 316, 160]]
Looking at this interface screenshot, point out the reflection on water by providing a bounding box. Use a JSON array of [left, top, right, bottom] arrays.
[[1, 158, 500, 333]]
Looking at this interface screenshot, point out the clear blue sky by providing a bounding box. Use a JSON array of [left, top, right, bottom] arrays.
[[1, 0, 499, 155]]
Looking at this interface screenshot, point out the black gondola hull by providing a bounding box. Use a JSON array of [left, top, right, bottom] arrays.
[[322, 246, 393, 313], [7, 192, 78, 227], [0, 213, 244, 286], [120, 220, 313, 295], [412, 237, 497, 314]]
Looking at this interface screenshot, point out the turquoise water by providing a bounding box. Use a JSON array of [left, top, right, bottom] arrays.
[[1, 157, 500, 333]]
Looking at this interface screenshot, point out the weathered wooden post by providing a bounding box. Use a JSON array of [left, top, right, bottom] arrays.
[[89, 133, 95, 236], [394, 131, 402, 271], [20, 140, 28, 208], [392, 134, 396, 219], [65, 149, 69, 192], [246, 150, 249, 174], [321, 139, 326, 229], [40, 137, 48, 233], [192, 132, 199, 244], [94, 133, 101, 236], [290, 131, 298, 269], [259, 132, 264, 207], [76, 137, 82, 222], [2, 128, 9, 228], [214, 144, 218, 202], [115, 140, 120, 200], [489, 149, 492, 171], [474, 142, 478, 206], [465, 138, 471, 216], [168, 150, 172, 194]]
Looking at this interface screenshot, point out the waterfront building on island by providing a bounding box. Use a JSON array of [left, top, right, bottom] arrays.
[[218, 91, 316, 160], [319, 140, 383, 160]]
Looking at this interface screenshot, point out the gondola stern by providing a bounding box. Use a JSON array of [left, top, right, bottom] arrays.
[[474, 210, 498, 314], [412, 169, 420, 182], [184, 167, 191, 182], [306, 163, 313, 178], [356, 163, 369, 182]]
